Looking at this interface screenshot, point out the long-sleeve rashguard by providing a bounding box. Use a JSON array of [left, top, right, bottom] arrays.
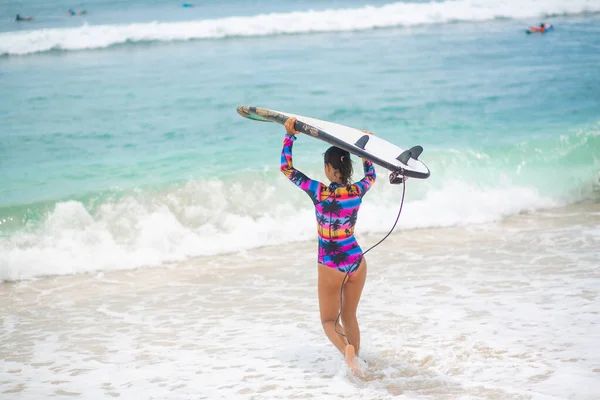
[[280, 133, 376, 274]]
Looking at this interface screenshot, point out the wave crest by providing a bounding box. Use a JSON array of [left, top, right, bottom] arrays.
[[2, 0, 599, 56]]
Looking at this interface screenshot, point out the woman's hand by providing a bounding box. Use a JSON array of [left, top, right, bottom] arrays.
[[361, 129, 373, 135], [285, 117, 299, 136]]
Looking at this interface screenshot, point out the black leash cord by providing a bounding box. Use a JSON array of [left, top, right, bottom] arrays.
[[334, 176, 407, 340]]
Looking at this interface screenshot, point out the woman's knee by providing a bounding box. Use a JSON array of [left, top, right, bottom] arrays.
[[340, 312, 357, 325], [320, 319, 338, 333]]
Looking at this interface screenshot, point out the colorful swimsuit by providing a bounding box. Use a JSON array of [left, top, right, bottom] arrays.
[[280, 134, 376, 275]]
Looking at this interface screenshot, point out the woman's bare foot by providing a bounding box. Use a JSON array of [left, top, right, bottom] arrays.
[[344, 344, 361, 376]]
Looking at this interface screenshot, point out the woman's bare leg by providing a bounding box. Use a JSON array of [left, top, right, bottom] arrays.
[[318, 264, 349, 355], [341, 258, 367, 355], [317, 260, 367, 372]]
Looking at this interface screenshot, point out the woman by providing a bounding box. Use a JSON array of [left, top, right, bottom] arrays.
[[280, 117, 376, 374]]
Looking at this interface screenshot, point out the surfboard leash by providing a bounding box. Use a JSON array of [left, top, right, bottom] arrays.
[[334, 171, 408, 341]]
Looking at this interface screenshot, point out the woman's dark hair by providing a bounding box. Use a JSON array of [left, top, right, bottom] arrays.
[[324, 146, 353, 185]]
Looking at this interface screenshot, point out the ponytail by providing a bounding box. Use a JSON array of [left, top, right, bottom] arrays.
[[324, 146, 353, 185]]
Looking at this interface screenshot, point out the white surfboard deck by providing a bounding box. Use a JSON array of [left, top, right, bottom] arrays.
[[237, 106, 430, 180]]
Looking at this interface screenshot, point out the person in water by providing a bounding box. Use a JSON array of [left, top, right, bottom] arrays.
[[67, 9, 87, 16], [280, 117, 376, 374], [15, 14, 33, 21], [528, 22, 550, 33]]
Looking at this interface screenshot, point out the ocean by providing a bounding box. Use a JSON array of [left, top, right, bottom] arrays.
[[1, 0, 599, 398]]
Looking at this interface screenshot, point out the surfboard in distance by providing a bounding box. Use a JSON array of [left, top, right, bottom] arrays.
[[237, 106, 430, 180]]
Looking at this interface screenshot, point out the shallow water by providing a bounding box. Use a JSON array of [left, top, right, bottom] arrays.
[[2, 204, 598, 399]]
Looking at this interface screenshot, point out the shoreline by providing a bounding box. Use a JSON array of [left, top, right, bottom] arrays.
[[2, 201, 599, 284]]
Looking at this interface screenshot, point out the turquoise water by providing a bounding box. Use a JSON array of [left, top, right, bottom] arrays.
[[1, 0, 599, 280]]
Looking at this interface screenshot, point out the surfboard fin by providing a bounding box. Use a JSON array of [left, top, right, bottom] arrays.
[[409, 145, 423, 160], [396, 146, 424, 164], [354, 135, 370, 150], [396, 150, 412, 165]]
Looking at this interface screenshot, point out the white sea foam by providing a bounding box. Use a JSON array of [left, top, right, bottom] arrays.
[[1, 0, 599, 55], [0, 175, 558, 281]]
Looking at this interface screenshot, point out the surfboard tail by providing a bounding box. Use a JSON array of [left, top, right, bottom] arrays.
[[396, 145, 424, 164]]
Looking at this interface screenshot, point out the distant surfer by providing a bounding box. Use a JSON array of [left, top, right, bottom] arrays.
[[527, 22, 552, 34], [67, 9, 87, 16], [280, 117, 376, 376], [15, 14, 33, 21]]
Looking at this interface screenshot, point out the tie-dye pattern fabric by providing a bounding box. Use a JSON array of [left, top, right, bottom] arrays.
[[280, 133, 376, 274]]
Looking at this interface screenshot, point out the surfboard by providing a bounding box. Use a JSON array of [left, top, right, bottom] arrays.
[[237, 106, 430, 180]]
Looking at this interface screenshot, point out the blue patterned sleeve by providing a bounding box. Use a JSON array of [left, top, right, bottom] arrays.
[[353, 158, 376, 196], [280, 134, 326, 205]]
